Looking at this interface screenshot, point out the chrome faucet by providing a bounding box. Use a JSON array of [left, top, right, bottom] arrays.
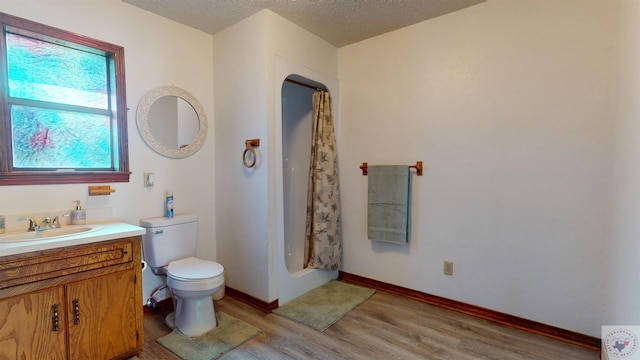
[[18, 214, 69, 232]]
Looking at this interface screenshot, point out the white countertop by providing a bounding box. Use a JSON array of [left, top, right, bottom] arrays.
[[0, 221, 146, 257]]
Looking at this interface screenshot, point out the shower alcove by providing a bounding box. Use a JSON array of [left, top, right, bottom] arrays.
[[275, 57, 339, 305]]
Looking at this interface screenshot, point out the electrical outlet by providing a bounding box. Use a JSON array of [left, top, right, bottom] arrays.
[[444, 261, 454, 276]]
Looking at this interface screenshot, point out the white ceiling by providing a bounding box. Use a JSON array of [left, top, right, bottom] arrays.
[[122, 0, 485, 48]]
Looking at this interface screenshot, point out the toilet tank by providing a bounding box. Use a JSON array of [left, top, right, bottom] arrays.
[[140, 214, 198, 268]]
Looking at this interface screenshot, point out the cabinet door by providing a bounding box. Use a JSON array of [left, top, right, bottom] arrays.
[[66, 270, 139, 360], [0, 287, 67, 360]]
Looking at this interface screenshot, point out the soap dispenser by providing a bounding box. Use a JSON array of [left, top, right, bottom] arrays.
[[71, 200, 86, 225]]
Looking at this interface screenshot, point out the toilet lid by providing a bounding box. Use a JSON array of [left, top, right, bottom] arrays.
[[167, 257, 224, 280]]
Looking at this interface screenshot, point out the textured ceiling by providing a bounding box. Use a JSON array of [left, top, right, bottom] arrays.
[[122, 0, 485, 48]]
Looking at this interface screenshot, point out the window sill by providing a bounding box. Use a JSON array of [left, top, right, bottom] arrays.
[[0, 172, 131, 186]]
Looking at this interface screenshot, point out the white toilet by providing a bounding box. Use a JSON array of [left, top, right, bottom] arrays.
[[140, 214, 224, 337]]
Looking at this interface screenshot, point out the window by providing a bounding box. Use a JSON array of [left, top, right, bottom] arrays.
[[0, 12, 130, 185]]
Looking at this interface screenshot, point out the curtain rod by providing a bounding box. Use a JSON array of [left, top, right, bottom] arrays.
[[284, 78, 325, 91]]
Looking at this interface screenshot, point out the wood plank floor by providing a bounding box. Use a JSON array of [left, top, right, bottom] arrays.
[[139, 287, 599, 359]]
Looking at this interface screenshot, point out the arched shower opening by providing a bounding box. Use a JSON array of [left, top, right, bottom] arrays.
[[275, 57, 339, 305], [281, 77, 320, 274]]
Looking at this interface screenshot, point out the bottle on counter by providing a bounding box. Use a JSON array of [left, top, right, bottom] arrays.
[[71, 200, 86, 225]]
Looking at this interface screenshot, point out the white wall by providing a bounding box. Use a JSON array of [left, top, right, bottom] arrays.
[[605, 0, 640, 326], [214, 10, 338, 302], [339, 0, 616, 337], [0, 0, 216, 303], [213, 12, 270, 301]]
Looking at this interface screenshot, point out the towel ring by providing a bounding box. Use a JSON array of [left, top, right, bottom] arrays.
[[243, 139, 260, 168], [243, 147, 256, 168]]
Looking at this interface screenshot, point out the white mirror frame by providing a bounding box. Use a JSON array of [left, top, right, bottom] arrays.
[[136, 86, 208, 158]]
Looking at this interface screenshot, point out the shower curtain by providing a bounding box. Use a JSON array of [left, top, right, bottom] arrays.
[[304, 90, 342, 270]]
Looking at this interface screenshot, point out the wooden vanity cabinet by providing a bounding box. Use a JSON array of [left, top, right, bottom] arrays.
[[0, 236, 144, 360]]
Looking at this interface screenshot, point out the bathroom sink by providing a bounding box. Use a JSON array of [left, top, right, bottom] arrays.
[[0, 225, 103, 242]]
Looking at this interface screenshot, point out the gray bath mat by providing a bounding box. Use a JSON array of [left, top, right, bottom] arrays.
[[273, 280, 376, 331], [157, 312, 262, 360]]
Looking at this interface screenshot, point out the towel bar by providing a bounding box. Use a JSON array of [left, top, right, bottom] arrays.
[[360, 161, 423, 176]]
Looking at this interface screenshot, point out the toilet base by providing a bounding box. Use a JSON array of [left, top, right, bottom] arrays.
[[166, 295, 218, 337]]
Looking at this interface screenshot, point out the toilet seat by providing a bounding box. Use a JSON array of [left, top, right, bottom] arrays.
[[167, 257, 224, 292], [167, 257, 224, 279]]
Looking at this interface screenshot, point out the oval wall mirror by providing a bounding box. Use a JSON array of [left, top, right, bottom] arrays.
[[136, 86, 208, 158]]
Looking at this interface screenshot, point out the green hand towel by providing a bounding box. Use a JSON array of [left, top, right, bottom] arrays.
[[367, 165, 410, 244]]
